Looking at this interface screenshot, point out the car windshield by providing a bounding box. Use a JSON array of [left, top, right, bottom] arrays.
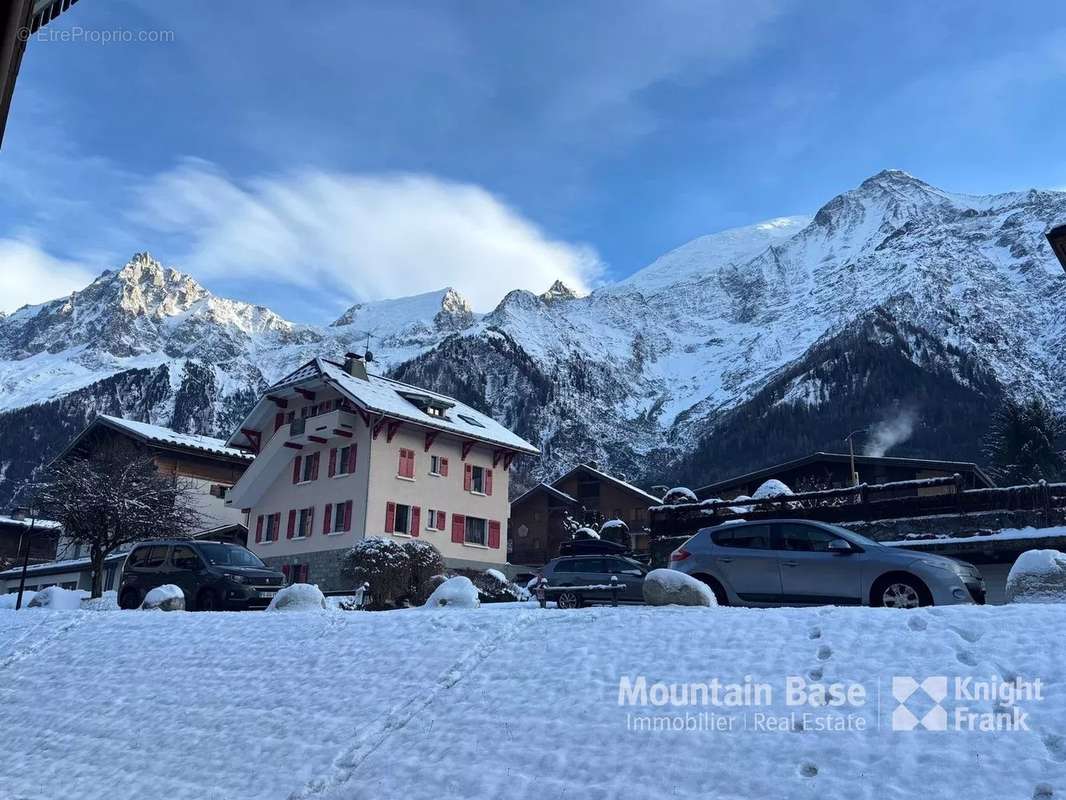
[[196, 543, 265, 568]]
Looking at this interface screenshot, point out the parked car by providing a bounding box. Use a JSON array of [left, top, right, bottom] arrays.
[[669, 519, 985, 608], [118, 539, 287, 611], [541, 554, 649, 608]]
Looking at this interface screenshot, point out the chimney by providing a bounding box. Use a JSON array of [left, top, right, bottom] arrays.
[[343, 352, 368, 381]]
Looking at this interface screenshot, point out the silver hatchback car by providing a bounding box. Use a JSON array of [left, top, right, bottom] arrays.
[[669, 519, 985, 608]]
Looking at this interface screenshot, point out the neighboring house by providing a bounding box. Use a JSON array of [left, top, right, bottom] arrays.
[[224, 355, 539, 589], [0, 523, 248, 595], [0, 513, 62, 568], [509, 463, 662, 566], [54, 414, 253, 546], [695, 452, 996, 501]]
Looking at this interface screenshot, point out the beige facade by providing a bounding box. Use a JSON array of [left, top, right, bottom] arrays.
[[227, 359, 531, 589]]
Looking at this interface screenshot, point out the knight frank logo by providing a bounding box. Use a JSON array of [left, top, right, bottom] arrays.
[[891, 675, 1044, 732], [891, 676, 948, 731]]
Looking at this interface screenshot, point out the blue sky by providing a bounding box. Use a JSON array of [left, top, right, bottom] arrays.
[[3, 0, 1066, 320]]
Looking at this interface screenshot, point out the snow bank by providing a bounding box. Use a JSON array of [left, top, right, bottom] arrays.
[[267, 583, 328, 612], [752, 479, 793, 499], [729, 494, 753, 513], [0, 590, 35, 609], [82, 591, 119, 612], [643, 569, 717, 607], [1006, 549, 1066, 604], [27, 586, 88, 610], [141, 585, 185, 611], [423, 576, 480, 609]]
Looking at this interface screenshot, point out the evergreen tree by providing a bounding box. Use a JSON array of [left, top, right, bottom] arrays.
[[983, 398, 1066, 485]]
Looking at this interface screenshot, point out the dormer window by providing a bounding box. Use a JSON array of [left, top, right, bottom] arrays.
[[426, 406, 443, 418], [398, 390, 454, 419]]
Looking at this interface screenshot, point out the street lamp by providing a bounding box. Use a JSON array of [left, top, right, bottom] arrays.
[[11, 503, 38, 610], [844, 429, 867, 487], [1045, 224, 1066, 272]]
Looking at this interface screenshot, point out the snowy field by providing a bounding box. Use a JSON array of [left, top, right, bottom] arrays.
[[1, 602, 1065, 800]]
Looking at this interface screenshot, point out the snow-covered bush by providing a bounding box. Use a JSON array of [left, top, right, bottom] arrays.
[[267, 583, 328, 612], [403, 539, 446, 605], [140, 585, 185, 611], [472, 568, 530, 603], [81, 590, 118, 612], [643, 569, 717, 607], [423, 576, 480, 609], [600, 518, 630, 548], [0, 590, 36, 609], [1006, 550, 1066, 604], [342, 537, 412, 608], [729, 494, 753, 513], [662, 487, 698, 505], [27, 586, 88, 610], [573, 526, 600, 540], [752, 479, 794, 499]]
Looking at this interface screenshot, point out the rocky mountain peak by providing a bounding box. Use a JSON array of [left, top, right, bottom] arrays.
[[105, 252, 208, 319], [434, 287, 475, 331], [539, 280, 578, 303]]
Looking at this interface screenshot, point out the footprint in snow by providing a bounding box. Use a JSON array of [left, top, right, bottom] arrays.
[[808, 667, 824, 681], [817, 645, 832, 661], [808, 627, 822, 640], [1034, 784, 1054, 799], [1044, 734, 1066, 762], [950, 626, 983, 643], [955, 650, 978, 667], [907, 616, 928, 632], [799, 763, 819, 778]]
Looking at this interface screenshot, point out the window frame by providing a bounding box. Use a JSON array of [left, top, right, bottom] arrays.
[[392, 503, 412, 535], [296, 507, 314, 539], [464, 515, 487, 546], [264, 513, 279, 543], [470, 465, 486, 494]]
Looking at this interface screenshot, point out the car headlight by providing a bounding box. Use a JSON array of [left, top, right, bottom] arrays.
[[224, 573, 247, 584], [917, 558, 958, 573]]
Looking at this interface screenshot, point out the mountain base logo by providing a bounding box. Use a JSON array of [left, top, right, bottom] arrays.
[[891, 675, 1043, 732]]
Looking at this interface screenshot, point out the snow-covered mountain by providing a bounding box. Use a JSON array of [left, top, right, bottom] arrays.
[[1, 170, 1064, 504]]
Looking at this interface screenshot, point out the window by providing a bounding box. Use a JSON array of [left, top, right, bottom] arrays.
[[198, 543, 266, 567], [397, 448, 415, 479], [144, 546, 170, 568], [395, 504, 411, 534], [261, 513, 280, 543], [465, 464, 493, 495], [337, 445, 353, 475], [105, 565, 117, 591], [126, 548, 149, 569], [426, 406, 443, 417], [778, 524, 839, 552], [386, 502, 419, 536], [171, 546, 201, 570], [711, 525, 772, 549], [430, 454, 449, 476], [426, 509, 446, 530], [326, 501, 352, 534], [61, 581, 77, 590], [301, 453, 319, 483], [296, 507, 314, 538], [457, 413, 485, 428], [465, 516, 487, 546]]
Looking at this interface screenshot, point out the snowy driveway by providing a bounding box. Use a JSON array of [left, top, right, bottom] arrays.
[[1, 603, 1064, 800]]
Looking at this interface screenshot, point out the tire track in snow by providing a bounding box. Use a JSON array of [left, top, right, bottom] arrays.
[[288, 608, 539, 800], [0, 613, 93, 672]]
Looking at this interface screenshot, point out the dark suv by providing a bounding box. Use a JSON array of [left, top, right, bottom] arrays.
[[541, 554, 649, 608], [118, 539, 287, 611]]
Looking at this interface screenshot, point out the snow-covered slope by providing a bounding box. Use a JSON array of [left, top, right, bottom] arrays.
[[1, 171, 1064, 504]]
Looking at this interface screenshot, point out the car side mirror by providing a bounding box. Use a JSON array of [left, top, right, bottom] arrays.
[[827, 539, 853, 554]]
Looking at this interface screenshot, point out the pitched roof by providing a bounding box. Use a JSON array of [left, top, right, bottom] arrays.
[[0, 515, 62, 530], [63, 415, 254, 463], [511, 482, 578, 508], [551, 463, 663, 505], [237, 358, 538, 455], [696, 451, 995, 495]]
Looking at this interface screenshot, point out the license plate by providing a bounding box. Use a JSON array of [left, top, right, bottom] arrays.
[[258, 591, 277, 599]]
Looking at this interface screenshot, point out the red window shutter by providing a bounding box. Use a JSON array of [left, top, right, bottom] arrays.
[[282, 564, 291, 580], [452, 514, 465, 544], [440, 457, 449, 477], [488, 520, 501, 549], [311, 452, 320, 481], [464, 464, 472, 491], [292, 456, 302, 484], [306, 507, 314, 538], [438, 511, 447, 531], [274, 413, 284, 432], [397, 450, 404, 476], [323, 503, 333, 534], [411, 506, 420, 537], [385, 501, 396, 533], [406, 449, 416, 478], [255, 515, 264, 543], [347, 444, 358, 474], [344, 500, 353, 532], [485, 469, 494, 496], [287, 509, 296, 539], [328, 448, 337, 478], [273, 513, 281, 540]]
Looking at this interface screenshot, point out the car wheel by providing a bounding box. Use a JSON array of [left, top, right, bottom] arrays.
[[694, 575, 728, 606], [197, 588, 220, 612], [556, 591, 582, 609], [119, 588, 141, 610], [879, 580, 925, 609]]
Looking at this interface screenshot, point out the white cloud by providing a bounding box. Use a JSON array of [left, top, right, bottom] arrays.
[[0, 239, 96, 313], [131, 160, 602, 311]]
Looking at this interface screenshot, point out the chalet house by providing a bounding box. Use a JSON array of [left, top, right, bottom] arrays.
[[508, 463, 662, 566], [224, 355, 539, 590], [695, 451, 996, 501], [0, 512, 62, 569]]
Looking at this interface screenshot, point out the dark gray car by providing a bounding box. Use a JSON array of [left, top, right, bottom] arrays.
[[669, 519, 985, 608], [542, 554, 648, 608]]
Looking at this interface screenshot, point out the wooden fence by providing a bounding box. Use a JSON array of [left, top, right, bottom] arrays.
[[648, 476, 1066, 538]]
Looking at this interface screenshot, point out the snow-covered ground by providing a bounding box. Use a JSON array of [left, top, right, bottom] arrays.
[[1, 602, 1064, 799]]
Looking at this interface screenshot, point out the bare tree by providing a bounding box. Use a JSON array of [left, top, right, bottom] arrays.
[[34, 443, 204, 598]]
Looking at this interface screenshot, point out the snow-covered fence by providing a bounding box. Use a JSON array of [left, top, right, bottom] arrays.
[[649, 477, 1066, 537]]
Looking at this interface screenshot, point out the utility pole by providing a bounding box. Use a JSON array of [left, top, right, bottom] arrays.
[[844, 429, 867, 487], [14, 503, 37, 610]]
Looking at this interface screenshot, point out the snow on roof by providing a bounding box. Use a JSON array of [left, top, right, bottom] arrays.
[[0, 515, 62, 530], [316, 359, 538, 454], [0, 551, 127, 579], [511, 482, 578, 508], [555, 463, 662, 505], [98, 415, 253, 461]]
